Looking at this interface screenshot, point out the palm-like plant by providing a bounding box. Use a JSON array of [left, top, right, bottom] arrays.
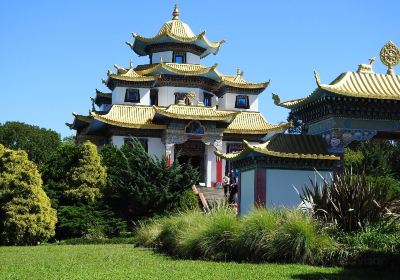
[[300, 170, 399, 232]]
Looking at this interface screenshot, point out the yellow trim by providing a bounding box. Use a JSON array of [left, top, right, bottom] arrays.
[[135, 62, 220, 76], [216, 140, 340, 161], [220, 74, 270, 89], [91, 105, 166, 129], [224, 112, 288, 134], [154, 104, 239, 121]]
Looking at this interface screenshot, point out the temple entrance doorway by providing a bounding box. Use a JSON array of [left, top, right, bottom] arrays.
[[175, 140, 206, 184]]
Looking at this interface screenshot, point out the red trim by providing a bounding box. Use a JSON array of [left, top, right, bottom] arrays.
[[254, 168, 266, 208], [166, 155, 171, 167], [216, 157, 222, 183]]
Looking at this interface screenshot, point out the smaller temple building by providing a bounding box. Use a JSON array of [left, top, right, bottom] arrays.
[[273, 41, 400, 153], [217, 134, 339, 214]]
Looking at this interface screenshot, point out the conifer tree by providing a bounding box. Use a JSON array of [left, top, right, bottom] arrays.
[[0, 144, 57, 245], [64, 141, 106, 204]]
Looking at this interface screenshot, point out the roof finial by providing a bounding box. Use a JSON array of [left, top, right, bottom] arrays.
[[380, 41, 400, 75], [129, 60, 133, 69], [172, 3, 179, 20]]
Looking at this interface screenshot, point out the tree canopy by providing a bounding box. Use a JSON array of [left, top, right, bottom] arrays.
[[0, 122, 61, 168]]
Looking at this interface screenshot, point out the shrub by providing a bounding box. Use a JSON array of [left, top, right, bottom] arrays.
[[166, 188, 199, 213], [236, 208, 280, 261], [269, 210, 335, 264], [0, 144, 57, 245], [65, 141, 106, 204], [134, 219, 164, 248], [100, 139, 199, 220], [56, 204, 127, 240], [301, 170, 400, 232]]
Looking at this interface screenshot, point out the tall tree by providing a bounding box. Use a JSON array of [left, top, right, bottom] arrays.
[[0, 144, 57, 245], [101, 138, 199, 220], [0, 122, 61, 169]]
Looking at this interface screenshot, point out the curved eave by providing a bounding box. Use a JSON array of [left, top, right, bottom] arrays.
[[135, 63, 222, 81], [130, 32, 224, 58], [90, 106, 166, 130], [216, 140, 340, 161], [67, 113, 93, 130], [224, 123, 289, 135], [220, 79, 270, 90], [154, 105, 239, 121], [108, 74, 156, 82]]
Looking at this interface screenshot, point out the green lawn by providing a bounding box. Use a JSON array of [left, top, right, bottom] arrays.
[[0, 244, 397, 280]]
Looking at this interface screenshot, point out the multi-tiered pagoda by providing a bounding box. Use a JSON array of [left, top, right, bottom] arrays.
[[68, 5, 286, 187]]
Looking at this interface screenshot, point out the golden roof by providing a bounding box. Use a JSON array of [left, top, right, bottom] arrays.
[[91, 105, 165, 129], [219, 69, 270, 90], [154, 104, 239, 121], [135, 62, 219, 76], [275, 57, 400, 109], [128, 5, 224, 58], [225, 112, 288, 134], [107, 63, 156, 82], [216, 134, 340, 161]]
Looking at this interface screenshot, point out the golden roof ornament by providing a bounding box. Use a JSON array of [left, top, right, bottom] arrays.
[[380, 41, 400, 75], [186, 91, 197, 105], [172, 4, 179, 20]]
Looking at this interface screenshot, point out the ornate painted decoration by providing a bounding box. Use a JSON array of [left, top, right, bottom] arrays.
[[185, 121, 205, 135], [380, 41, 400, 75]]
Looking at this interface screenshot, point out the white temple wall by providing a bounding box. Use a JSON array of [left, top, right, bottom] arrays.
[[218, 93, 259, 111], [265, 169, 332, 208], [152, 51, 173, 63], [148, 138, 165, 159], [186, 53, 200, 64], [204, 144, 217, 187], [112, 87, 150, 105], [111, 136, 164, 159], [240, 170, 255, 215], [157, 86, 203, 107]]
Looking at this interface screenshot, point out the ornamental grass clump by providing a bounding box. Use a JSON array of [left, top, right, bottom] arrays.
[[300, 170, 400, 232], [196, 207, 239, 261], [236, 208, 280, 261], [156, 210, 205, 256], [269, 210, 336, 264]]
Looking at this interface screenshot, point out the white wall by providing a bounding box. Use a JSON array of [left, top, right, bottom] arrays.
[[150, 52, 200, 64], [240, 170, 255, 215], [152, 51, 173, 63], [266, 169, 332, 208], [111, 136, 165, 159], [218, 93, 259, 111], [112, 87, 150, 105], [186, 53, 200, 64], [158, 86, 202, 107]]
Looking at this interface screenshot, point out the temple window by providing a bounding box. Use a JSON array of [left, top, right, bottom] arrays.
[[175, 92, 189, 105], [150, 89, 158, 106], [185, 121, 205, 135], [124, 137, 148, 152], [235, 95, 249, 109], [203, 92, 212, 107], [173, 51, 186, 63], [125, 89, 140, 103]]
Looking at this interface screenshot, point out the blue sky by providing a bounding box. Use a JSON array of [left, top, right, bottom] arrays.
[[0, 0, 399, 138]]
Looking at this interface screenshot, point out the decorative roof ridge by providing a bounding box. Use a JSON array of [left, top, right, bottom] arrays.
[[216, 136, 340, 161], [135, 62, 221, 77]]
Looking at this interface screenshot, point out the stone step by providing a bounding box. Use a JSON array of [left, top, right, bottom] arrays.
[[197, 186, 225, 206]]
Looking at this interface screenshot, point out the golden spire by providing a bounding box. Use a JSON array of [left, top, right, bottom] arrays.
[[380, 41, 400, 75], [172, 4, 179, 20]]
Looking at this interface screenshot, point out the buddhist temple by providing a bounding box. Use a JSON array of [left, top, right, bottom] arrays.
[[67, 5, 287, 188], [273, 41, 400, 153]]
